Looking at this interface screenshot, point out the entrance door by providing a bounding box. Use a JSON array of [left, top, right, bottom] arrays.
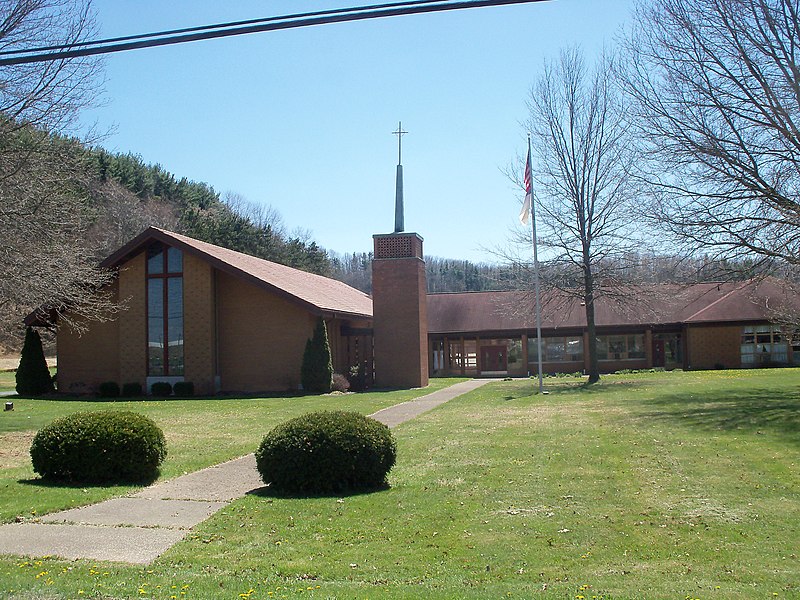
[[481, 346, 508, 372], [652, 339, 665, 368]]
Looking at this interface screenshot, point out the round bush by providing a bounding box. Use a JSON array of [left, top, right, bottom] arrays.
[[30, 411, 167, 483], [255, 411, 396, 494], [150, 381, 172, 396], [98, 381, 120, 398]]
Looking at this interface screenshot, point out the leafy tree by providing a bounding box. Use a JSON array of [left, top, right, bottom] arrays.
[[301, 318, 333, 393], [16, 327, 53, 396]]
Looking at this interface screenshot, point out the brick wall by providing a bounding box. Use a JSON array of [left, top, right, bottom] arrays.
[[216, 270, 314, 392], [183, 254, 215, 394], [686, 324, 742, 370], [56, 280, 120, 394], [118, 253, 147, 387]]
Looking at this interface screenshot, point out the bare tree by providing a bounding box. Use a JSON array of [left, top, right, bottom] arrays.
[[621, 0, 800, 270], [0, 0, 110, 347], [514, 47, 638, 383]]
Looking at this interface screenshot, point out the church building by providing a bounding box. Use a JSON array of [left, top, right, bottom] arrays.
[[25, 125, 800, 394]]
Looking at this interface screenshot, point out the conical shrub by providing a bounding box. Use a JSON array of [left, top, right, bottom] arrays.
[[16, 327, 54, 396], [300, 318, 333, 393]]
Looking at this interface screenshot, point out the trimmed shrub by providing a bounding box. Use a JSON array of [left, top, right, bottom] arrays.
[[30, 411, 167, 483], [16, 327, 54, 396], [300, 318, 333, 393], [173, 381, 194, 397], [98, 381, 120, 398], [348, 363, 369, 392], [150, 381, 172, 396], [331, 373, 350, 393], [255, 410, 396, 494], [122, 382, 143, 397]]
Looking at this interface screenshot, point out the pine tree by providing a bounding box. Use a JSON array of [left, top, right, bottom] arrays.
[[300, 318, 333, 393], [16, 327, 54, 396]]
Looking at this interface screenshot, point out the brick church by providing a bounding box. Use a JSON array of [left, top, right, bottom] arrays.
[[26, 131, 800, 394]]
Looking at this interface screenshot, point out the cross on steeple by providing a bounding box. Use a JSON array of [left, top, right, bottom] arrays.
[[392, 121, 407, 232], [392, 121, 408, 165]]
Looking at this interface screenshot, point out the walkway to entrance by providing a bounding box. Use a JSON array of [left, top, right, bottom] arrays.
[[0, 379, 491, 564]]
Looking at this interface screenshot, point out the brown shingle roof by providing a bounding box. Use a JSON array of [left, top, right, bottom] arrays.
[[426, 279, 798, 334], [103, 227, 373, 319]]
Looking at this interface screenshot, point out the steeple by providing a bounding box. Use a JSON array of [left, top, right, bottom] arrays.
[[392, 121, 407, 233]]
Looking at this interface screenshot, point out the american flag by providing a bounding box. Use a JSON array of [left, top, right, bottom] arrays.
[[519, 144, 532, 225]]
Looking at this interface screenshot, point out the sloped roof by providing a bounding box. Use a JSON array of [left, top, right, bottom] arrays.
[[103, 227, 373, 319], [426, 279, 799, 334]]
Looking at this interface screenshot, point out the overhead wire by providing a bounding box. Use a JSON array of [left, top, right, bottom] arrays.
[[0, 0, 457, 56], [0, 0, 547, 66]]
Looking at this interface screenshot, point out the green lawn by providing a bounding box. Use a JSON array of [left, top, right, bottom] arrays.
[[1, 370, 799, 599], [0, 367, 56, 393], [0, 378, 463, 522], [0, 370, 16, 392]]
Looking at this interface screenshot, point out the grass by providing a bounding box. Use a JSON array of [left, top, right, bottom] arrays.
[[0, 367, 56, 393], [0, 370, 16, 392], [1, 369, 799, 599], [0, 378, 463, 522]]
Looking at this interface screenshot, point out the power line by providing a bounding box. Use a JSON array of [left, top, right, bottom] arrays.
[[0, 0, 548, 66], [0, 0, 453, 56]]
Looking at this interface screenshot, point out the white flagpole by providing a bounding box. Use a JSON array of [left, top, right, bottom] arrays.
[[527, 134, 546, 394]]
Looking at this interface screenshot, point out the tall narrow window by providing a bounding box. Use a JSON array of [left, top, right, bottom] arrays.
[[146, 244, 184, 376]]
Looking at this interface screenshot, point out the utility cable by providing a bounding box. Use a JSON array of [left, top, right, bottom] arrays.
[[0, 0, 548, 66], [0, 0, 460, 56]]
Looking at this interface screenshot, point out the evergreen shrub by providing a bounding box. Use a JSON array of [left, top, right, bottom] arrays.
[[150, 381, 172, 396], [30, 411, 167, 483], [331, 373, 350, 392], [300, 318, 333, 393], [348, 363, 368, 392], [15, 327, 54, 396], [255, 411, 396, 494], [98, 381, 120, 398], [173, 381, 194, 397], [122, 382, 143, 397]]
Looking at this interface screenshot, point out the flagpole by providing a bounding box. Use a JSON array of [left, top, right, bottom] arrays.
[[527, 134, 546, 395]]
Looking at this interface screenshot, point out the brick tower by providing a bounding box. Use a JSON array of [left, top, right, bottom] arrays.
[[372, 232, 428, 388], [371, 122, 428, 388]]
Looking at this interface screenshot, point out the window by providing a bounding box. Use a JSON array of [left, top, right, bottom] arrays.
[[792, 330, 800, 366], [741, 325, 788, 366], [507, 339, 523, 364], [146, 244, 184, 376], [596, 334, 646, 360], [529, 336, 583, 362]]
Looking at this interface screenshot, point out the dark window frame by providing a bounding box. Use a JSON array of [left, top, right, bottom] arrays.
[[146, 244, 184, 376]]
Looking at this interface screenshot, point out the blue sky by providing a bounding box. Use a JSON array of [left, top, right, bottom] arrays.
[[81, 0, 636, 262]]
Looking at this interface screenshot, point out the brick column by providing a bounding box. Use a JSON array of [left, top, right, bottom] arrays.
[[372, 232, 428, 388]]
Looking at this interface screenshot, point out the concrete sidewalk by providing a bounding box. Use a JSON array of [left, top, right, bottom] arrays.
[[0, 378, 491, 564]]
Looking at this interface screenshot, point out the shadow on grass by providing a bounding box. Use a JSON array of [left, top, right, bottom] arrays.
[[503, 379, 641, 400], [17, 470, 160, 488], [247, 482, 391, 500], [636, 387, 800, 442]]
